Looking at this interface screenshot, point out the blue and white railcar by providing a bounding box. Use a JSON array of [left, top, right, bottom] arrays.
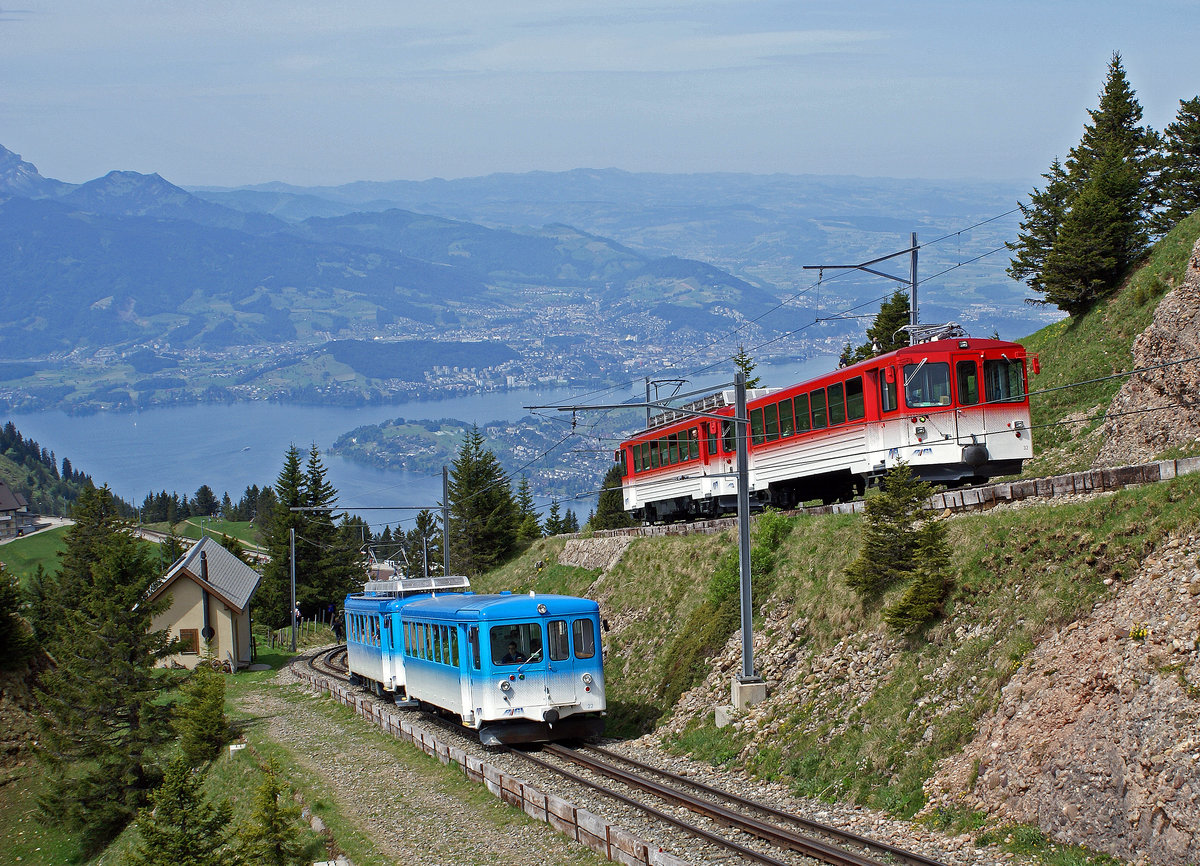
[[399, 591, 606, 745], [343, 590, 420, 698]]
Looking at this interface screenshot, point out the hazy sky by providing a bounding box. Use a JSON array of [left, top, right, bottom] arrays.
[[3, 1, 1197, 187]]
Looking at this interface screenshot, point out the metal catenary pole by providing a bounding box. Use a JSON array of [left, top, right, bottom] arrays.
[[289, 527, 297, 652]]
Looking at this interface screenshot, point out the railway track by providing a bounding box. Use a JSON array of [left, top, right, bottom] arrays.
[[507, 743, 949, 866]]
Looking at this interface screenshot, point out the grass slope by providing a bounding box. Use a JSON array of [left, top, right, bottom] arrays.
[[1021, 210, 1200, 473]]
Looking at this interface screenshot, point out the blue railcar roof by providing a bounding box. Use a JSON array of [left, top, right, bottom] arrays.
[[402, 592, 598, 620]]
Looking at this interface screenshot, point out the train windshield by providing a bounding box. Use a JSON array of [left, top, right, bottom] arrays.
[[490, 623, 543, 665], [904, 362, 951, 408], [984, 359, 1026, 403]]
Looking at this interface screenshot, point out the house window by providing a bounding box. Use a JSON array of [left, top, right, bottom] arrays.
[[179, 628, 200, 655]]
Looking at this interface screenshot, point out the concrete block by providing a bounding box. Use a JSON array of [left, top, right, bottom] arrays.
[[732, 676, 766, 711], [715, 705, 736, 728]]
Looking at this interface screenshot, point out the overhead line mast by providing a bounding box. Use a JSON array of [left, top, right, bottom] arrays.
[[805, 231, 920, 330]]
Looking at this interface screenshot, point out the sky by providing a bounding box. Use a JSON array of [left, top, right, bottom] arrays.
[[2, 0, 1198, 188]]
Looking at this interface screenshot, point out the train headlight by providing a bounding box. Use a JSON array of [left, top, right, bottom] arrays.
[[498, 680, 512, 693], [581, 673, 593, 685]]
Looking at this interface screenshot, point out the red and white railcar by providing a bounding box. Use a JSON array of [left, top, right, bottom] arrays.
[[617, 337, 1033, 522]]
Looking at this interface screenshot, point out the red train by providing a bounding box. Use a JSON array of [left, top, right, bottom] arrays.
[[617, 336, 1034, 521]]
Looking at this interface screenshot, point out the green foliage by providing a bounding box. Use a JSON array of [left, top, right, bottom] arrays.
[[35, 488, 175, 855], [732, 345, 760, 389], [0, 563, 36, 668], [174, 666, 231, 767], [1009, 53, 1158, 316], [589, 463, 635, 531], [448, 426, 519, 575], [233, 762, 310, 866], [975, 823, 1123, 866], [1152, 95, 1200, 234], [844, 465, 932, 597], [129, 758, 232, 866], [852, 290, 911, 362], [514, 475, 542, 542], [882, 521, 953, 635]]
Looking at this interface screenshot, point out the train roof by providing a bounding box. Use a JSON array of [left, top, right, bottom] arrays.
[[623, 335, 1028, 442], [403, 592, 599, 620]]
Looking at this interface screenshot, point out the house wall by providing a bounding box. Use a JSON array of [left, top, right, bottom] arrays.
[[151, 577, 249, 670]]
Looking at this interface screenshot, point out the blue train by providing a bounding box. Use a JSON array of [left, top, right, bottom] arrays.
[[344, 576, 606, 745]]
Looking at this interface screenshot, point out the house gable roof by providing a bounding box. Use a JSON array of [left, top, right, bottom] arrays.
[[0, 480, 28, 512], [148, 536, 262, 613]]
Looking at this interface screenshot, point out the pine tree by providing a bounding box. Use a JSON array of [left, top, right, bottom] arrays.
[[732, 345, 760, 388], [844, 465, 932, 597], [852, 290, 911, 361], [403, 509, 442, 577], [590, 463, 635, 531], [36, 495, 175, 854], [1152, 95, 1200, 234], [129, 758, 231, 866], [174, 666, 230, 767], [563, 508, 580, 533], [258, 445, 306, 628], [882, 519, 953, 634], [447, 426, 518, 575], [0, 563, 35, 669], [543, 500, 563, 536], [1007, 158, 1072, 298], [234, 763, 310, 866], [514, 475, 542, 543]]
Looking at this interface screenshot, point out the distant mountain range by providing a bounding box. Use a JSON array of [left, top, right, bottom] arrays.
[[0, 143, 1050, 411]]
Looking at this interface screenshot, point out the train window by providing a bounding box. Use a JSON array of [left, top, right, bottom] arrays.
[[956, 361, 980, 405], [879, 369, 898, 413], [668, 432, 679, 465], [904, 362, 951, 408], [779, 399, 794, 437], [828, 383, 846, 426], [706, 423, 718, 456], [490, 623, 543, 666], [689, 428, 700, 460], [548, 620, 570, 661], [179, 628, 199, 655], [794, 394, 811, 432], [846, 377, 865, 421], [984, 359, 1026, 403], [722, 419, 737, 453], [573, 619, 596, 659], [649, 440, 659, 468], [637, 442, 647, 472], [450, 628, 459, 666], [810, 389, 828, 429], [424, 623, 433, 660], [750, 407, 765, 445], [660, 436, 670, 466], [764, 403, 779, 441], [469, 626, 480, 671], [443, 626, 452, 665]]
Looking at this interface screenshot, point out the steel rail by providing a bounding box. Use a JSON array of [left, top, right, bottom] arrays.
[[584, 745, 948, 866], [509, 747, 798, 866], [534, 744, 902, 866]]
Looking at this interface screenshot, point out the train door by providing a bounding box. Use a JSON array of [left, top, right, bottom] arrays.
[[952, 355, 987, 445], [459, 623, 476, 725], [544, 618, 579, 707]]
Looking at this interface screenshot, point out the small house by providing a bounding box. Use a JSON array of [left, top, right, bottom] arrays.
[[0, 480, 34, 540], [148, 536, 262, 671]]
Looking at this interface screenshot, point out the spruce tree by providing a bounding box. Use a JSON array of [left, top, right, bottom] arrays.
[[234, 762, 310, 866], [1007, 157, 1071, 298], [852, 290, 911, 362], [844, 465, 931, 597], [543, 500, 563, 537], [129, 758, 231, 866], [590, 463, 635, 531], [732, 345, 760, 388], [882, 520, 953, 634], [447, 426, 518, 575], [259, 446, 306, 627], [514, 475, 542, 543], [0, 563, 35, 669], [36, 494, 175, 854], [1152, 95, 1200, 234], [174, 666, 230, 767]]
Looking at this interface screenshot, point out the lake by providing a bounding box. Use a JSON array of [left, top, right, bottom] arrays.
[[6, 357, 833, 530]]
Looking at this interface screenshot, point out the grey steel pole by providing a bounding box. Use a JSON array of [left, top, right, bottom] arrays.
[[910, 231, 919, 330], [734, 372, 755, 681], [442, 465, 451, 577], [289, 527, 297, 652]]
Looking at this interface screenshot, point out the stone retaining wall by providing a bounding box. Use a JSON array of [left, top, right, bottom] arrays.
[[294, 670, 689, 866]]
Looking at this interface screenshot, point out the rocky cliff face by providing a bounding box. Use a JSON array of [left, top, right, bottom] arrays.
[[1096, 237, 1200, 466], [923, 534, 1200, 866]]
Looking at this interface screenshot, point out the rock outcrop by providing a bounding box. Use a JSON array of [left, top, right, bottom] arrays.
[[1097, 238, 1200, 466]]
